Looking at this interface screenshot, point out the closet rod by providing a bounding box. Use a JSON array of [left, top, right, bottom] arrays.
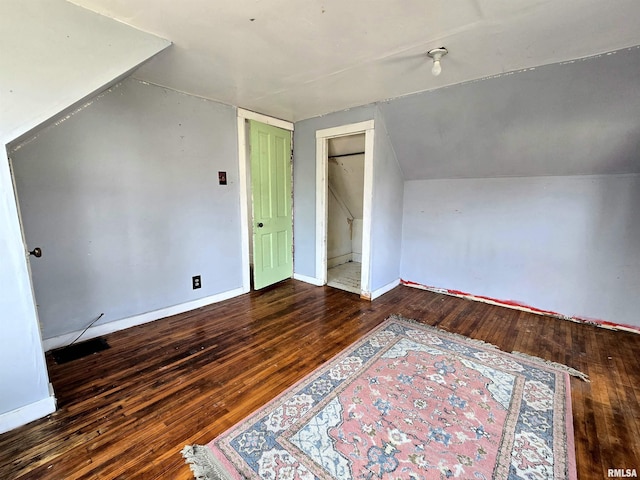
[[328, 152, 365, 159]]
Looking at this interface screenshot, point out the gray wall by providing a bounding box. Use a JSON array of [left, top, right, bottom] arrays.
[[0, 0, 168, 430], [292, 105, 404, 291], [369, 109, 404, 291], [293, 105, 376, 278], [387, 47, 640, 328], [401, 174, 640, 328], [11, 79, 242, 340]]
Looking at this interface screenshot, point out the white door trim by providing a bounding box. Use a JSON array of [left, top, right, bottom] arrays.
[[237, 109, 293, 293], [315, 120, 375, 297], [237, 108, 293, 131]]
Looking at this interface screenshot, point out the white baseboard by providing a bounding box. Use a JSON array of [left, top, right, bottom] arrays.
[[0, 390, 56, 434], [327, 253, 352, 269], [43, 287, 246, 351], [370, 278, 401, 300], [293, 273, 324, 286], [352, 253, 362, 263]]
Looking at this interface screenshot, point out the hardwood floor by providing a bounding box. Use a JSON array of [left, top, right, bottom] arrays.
[[0, 280, 638, 479]]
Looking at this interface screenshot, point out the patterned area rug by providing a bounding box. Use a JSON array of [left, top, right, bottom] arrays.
[[183, 315, 586, 479]]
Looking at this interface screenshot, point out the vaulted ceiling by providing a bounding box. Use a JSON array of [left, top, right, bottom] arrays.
[[1, 0, 169, 143], [68, 0, 640, 122]]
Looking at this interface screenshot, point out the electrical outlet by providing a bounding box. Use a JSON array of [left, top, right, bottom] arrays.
[[192, 275, 201, 289]]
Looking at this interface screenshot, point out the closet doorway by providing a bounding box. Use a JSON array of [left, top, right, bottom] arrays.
[[315, 120, 374, 298], [326, 134, 365, 293]]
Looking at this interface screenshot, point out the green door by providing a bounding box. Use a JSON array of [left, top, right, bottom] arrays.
[[250, 120, 293, 289]]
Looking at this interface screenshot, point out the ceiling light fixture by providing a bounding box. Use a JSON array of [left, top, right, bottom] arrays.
[[427, 47, 448, 76]]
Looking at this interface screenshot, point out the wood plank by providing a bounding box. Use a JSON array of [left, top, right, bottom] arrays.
[[0, 281, 638, 479]]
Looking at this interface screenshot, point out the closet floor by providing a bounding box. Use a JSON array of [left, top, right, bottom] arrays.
[[327, 261, 361, 294]]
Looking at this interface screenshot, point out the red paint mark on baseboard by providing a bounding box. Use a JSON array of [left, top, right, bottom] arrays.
[[400, 279, 640, 334]]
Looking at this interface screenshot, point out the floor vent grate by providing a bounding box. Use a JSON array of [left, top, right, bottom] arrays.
[[52, 337, 110, 364]]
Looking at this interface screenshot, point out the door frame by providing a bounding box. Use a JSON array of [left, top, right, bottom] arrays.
[[315, 120, 375, 298], [237, 108, 294, 293]]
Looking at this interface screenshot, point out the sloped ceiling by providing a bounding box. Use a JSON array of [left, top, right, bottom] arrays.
[[68, 0, 640, 122], [380, 46, 640, 179], [0, 0, 170, 144]]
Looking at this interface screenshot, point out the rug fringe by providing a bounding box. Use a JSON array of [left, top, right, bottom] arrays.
[[388, 314, 589, 382], [511, 351, 590, 382], [389, 314, 501, 350], [181, 445, 236, 480]]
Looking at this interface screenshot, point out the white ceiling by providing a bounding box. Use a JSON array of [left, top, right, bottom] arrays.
[[68, 0, 640, 122]]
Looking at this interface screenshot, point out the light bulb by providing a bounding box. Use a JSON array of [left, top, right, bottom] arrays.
[[427, 47, 448, 77], [431, 59, 442, 76]]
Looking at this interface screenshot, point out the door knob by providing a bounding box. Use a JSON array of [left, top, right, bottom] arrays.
[[29, 247, 42, 258], [257, 222, 264, 228]]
